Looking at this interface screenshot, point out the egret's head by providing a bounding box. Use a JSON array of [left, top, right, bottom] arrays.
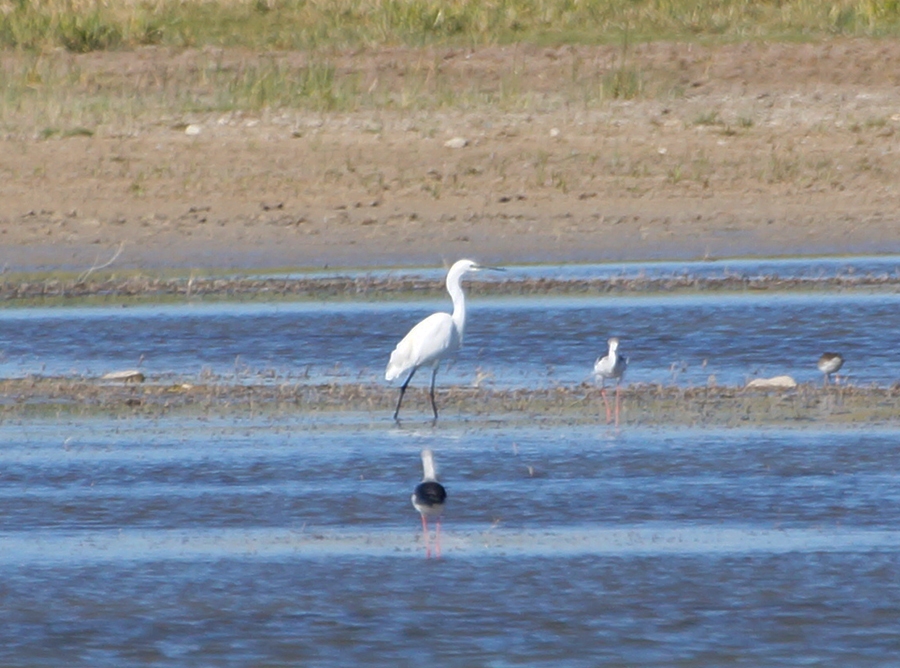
[[452, 259, 481, 273], [608, 337, 620, 350], [451, 259, 505, 274]]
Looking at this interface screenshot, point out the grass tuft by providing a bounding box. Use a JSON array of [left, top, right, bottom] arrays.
[[219, 60, 343, 112], [602, 66, 643, 100], [57, 9, 122, 52]]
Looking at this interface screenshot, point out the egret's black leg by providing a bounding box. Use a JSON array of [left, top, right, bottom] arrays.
[[394, 368, 417, 421], [429, 367, 439, 421]]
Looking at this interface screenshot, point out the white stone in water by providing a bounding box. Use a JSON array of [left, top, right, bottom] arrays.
[[443, 137, 468, 149], [745, 375, 797, 389], [101, 370, 146, 383]]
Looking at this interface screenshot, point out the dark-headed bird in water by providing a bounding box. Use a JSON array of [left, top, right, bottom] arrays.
[[412, 448, 447, 558]]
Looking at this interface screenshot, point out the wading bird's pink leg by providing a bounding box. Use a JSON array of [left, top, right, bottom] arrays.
[[435, 518, 442, 559], [421, 514, 431, 558], [600, 388, 612, 424]]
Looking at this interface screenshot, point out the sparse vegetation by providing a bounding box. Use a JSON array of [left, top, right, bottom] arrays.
[[3, 1, 900, 125], [601, 66, 644, 100], [4, 0, 900, 52], [0, 375, 898, 425], [2, 268, 900, 309], [693, 111, 721, 127], [3, 3, 900, 262]]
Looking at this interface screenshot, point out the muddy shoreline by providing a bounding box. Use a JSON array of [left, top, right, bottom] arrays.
[[3, 376, 898, 426], [3, 269, 900, 306]]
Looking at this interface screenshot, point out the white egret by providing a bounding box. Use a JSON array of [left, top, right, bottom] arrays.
[[412, 448, 447, 558], [594, 337, 628, 426], [385, 258, 500, 422], [817, 352, 844, 386]]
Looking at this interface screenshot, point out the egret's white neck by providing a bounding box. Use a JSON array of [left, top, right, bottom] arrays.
[[421, 449, 438, 481], [446, 263, 469, 339]]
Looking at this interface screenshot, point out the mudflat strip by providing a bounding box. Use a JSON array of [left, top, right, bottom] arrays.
[[2, 376, 898, 426], [2, 270, 900, 306]]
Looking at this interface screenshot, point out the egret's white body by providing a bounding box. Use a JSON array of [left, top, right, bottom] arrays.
[[386, 259, 489, 421], [594, 337, 628, 426], [817, 352, 844, 386], [386, 312, 462, 384], [412, 448, 447, 558]]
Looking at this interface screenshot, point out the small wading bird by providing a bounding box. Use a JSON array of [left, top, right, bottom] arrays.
[[817, 352, 844, 386], [386, 259, 501, 422], [412, 449, 447, 558], [594, 337, 628, 426]]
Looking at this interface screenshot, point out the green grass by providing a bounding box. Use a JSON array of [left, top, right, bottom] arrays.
[[0, 43, 680, 130], [5, 0, 900, 52], [3, 2, 900, 137]]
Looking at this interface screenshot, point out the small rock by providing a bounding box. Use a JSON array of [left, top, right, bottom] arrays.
[[101, 370, 146, 383], [746, 375, 797, 390], [550, 127, 560, 138], [444, 137, 467, 149], [185, 124, 202, 136]]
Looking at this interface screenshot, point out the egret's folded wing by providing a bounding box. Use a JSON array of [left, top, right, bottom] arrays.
[[385, 313, 456, 381]]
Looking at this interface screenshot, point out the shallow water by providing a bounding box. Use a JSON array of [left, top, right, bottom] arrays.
[[3, 260, 900, 665], [1, 291, 898, 388], [1, 419, 899, 666]]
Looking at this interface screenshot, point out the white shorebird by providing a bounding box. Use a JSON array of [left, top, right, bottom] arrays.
[[412, 449, 447, 558], [386, 259, 501, 422], [594, 337, 628, 426], [817, 352, 844, 386]]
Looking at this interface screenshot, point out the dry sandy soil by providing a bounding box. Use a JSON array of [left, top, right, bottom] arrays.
[[2, 39, 900, 272]]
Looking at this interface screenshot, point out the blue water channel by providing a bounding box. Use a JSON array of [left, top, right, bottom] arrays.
[[2, 259, 900, 665], [1, 419, 899, 665], [0, 291, 898, 389]]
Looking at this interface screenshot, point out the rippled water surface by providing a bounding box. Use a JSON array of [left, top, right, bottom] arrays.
[[1, 419, 900, 666], [1, 292, 899, 388], [2, 259, 900, 665]]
